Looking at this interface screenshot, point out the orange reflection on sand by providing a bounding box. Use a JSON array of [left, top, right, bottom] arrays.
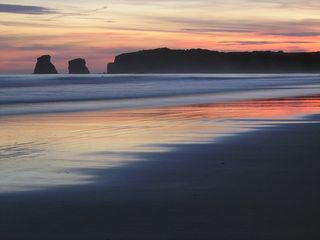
[[1, 95, 320, 192], [163, 96, 320, 120]]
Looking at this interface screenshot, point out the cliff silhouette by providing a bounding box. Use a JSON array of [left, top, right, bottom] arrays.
[[107, 48, 320, 73]]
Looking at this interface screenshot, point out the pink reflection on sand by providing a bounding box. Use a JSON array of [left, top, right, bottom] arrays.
[[0, 95, 320, 192]]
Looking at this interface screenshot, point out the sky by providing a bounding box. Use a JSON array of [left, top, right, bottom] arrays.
[[0, 0, 320, 73]]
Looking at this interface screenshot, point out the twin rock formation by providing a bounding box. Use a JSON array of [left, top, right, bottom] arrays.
[[33, 55, 90, 74], [34, 48, 320, 74]]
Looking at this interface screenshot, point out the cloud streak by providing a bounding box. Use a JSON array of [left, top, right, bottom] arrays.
[[45, 5, 108, 20], [153, 16, 320, 37], [219, 40, 316, 45], [264, 32, 320, 37], [0, 4, 57, 15]]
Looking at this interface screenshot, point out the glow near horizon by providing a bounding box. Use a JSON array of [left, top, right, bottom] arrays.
[[0, 0, 320, 73]]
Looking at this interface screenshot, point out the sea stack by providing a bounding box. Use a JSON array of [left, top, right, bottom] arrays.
[[68, 58, 90, 74], [33, 55, 58, 74]]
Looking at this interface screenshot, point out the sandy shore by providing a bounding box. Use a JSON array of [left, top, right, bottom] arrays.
[[1, 113, 320, 239]]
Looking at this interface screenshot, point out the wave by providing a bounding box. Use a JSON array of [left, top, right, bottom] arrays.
[[1, 74, 320, 116]]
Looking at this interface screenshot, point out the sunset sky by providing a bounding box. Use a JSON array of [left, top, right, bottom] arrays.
[[1, 0, 320, 73]]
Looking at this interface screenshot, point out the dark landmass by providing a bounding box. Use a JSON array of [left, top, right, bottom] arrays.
[[33, 55, 58, 74], [68, 58, 90, 74], [107, 48, 320, 73]]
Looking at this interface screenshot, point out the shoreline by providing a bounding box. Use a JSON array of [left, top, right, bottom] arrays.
[[1, 113, 320, 239]]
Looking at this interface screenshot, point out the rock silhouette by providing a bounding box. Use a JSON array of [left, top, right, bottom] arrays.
[[68, 58, 90, 74], [107, 48, 320, 73], [33, 55, 58, 74]]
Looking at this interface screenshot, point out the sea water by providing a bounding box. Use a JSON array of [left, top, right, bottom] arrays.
[[1, 74, 320, 116], [1, 74, 320, 193]]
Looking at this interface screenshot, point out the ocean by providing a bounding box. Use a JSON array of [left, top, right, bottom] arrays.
[[1, 74, 320, 116], [1, 74, 320, 193]]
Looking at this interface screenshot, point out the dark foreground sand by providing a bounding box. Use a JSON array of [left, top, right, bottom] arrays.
[[1, 115, 320, 240]]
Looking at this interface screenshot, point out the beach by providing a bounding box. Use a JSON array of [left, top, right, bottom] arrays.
[[1, 74, 320, 239], [2, 0, 320, 237]]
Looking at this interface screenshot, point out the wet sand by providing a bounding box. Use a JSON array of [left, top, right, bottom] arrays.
[[1, 113, 320, 239]]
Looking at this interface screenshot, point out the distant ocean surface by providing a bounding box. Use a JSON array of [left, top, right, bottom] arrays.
[[1, 74, 320, 116]]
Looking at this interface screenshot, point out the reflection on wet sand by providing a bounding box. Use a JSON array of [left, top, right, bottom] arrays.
[[1, 96, 320, 193]]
